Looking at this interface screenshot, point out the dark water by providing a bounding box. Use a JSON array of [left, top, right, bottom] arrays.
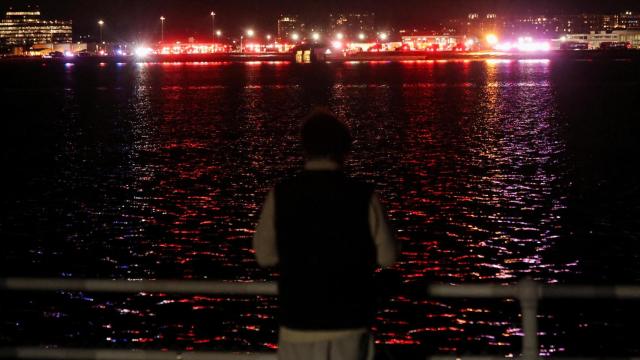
[[1, 59, 640, 357]]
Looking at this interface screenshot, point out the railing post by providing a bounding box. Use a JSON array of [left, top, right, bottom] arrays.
[[518, 277, 539, 360]]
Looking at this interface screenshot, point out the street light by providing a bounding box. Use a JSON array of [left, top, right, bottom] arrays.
[[241, 29, 254, 53], [160, 16, 165, 42], [216, 30, 222, 37], [336, 32, 344, 40], [210, 12, 216, 42], [379, 32, 388, 41], [358, 32, 366, 41], [311, 32, 320, 41], [97, 20, 104, 43], [486, 34, 499, 46], [291, 32, 300, 42]]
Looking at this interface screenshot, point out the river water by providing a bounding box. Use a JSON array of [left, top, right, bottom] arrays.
[[1, 59, 639, 357]]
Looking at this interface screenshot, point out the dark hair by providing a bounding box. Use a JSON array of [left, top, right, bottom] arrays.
[[302, 110, 352, 160]]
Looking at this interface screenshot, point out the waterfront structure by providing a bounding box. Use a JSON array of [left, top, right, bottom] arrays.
[[329, 12, 375, 38], [0, 5, 72, 46], [617, 30, 640, 48], [277, 15, 301, 41], [560, 30, 640, 49], [401, 34, 469, 51]]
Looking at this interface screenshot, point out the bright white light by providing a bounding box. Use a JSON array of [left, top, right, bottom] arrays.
[[64, 51, 74, 57], [325, 49, 332, 55], [135, 47, 153, 57], [539, 41, 551, 51], [331, 40, 343, 49], [518, 36, 533, 43], [336, 33, 344, 40], [246, 29, 255, 37], [98, 20, 104, 26], [291, 33, 300, 41], [379, 33, 388, 41], [358, 33, 366, 40], [160, 16, 165, 21], [266, 34, 272, 40], [495, 42, 512, 51], [496, 39, 550, 52], [216, 30, 222, 36], [465, 39, 475, 47], [312, 32, 320, 41], [486, 34, 498, 45]]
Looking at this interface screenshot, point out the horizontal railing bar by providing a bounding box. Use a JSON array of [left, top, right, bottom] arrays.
[[3, 278, 640, 299], [430, 357, 640, 360], [0, 278, 277, 295], [3, 279, 640, 360], [428, 284, 518, 298], [427, 284, 640, 299], [541, 285, 640, 299], [0, 348, 276, 360], [2, 348, 640, 360], [429, 357, 524, 360]]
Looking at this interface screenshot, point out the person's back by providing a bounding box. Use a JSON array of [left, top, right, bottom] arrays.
[[253, 110, 398, 360], [276, 170, 376, 330]]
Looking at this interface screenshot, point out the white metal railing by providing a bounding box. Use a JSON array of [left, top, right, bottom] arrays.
[[428, 279, 640, 360], [0, 348, 276, 360], [0, 278, 277, 295], [1, 277, 640, 360]]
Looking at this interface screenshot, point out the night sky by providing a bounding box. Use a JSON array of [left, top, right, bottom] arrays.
[[2, 0, 640, 41]]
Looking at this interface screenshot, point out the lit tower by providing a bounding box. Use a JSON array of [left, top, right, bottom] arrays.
[[98, 19, 104, 43], [210, 11, 216, 42], [160, 16, 165, 42], [277, 15, 299, 41], [241, 28, 254, 52]]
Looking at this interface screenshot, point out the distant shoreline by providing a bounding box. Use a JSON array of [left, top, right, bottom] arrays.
[[2, 50, 640, 64]]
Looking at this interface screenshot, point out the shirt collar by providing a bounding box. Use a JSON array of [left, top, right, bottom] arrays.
[[304, 158, 341, 171]]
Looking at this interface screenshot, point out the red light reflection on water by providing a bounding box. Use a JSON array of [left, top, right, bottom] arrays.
[[1, 59, 591, 355]]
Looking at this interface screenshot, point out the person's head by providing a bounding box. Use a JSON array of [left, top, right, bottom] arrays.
[[302, 109, 352, 162]]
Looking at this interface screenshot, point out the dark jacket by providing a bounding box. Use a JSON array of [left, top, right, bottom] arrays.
[[275, 170, 377, 330]]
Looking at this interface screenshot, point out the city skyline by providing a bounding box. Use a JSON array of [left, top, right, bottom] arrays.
[[2, 0, 640, 41]]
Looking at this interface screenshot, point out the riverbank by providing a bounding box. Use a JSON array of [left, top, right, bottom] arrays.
[[2, 49, 639, 64]]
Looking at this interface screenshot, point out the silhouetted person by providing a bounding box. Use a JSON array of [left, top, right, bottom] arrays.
[[253, 110, 398, 360]]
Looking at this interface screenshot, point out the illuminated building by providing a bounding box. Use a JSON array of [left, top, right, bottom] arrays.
[[329, 13, 375, 38], [562, 14, 616, 33], [401, 34, 470, 51], [615, 11, 640, 30], [617, 30, 640, 47], [0, 5, 72, 46], [444, 11, 640, 39], [277, 15, 302, 41], [561, 30, 640, 49], [450, 13, 501, 37]]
